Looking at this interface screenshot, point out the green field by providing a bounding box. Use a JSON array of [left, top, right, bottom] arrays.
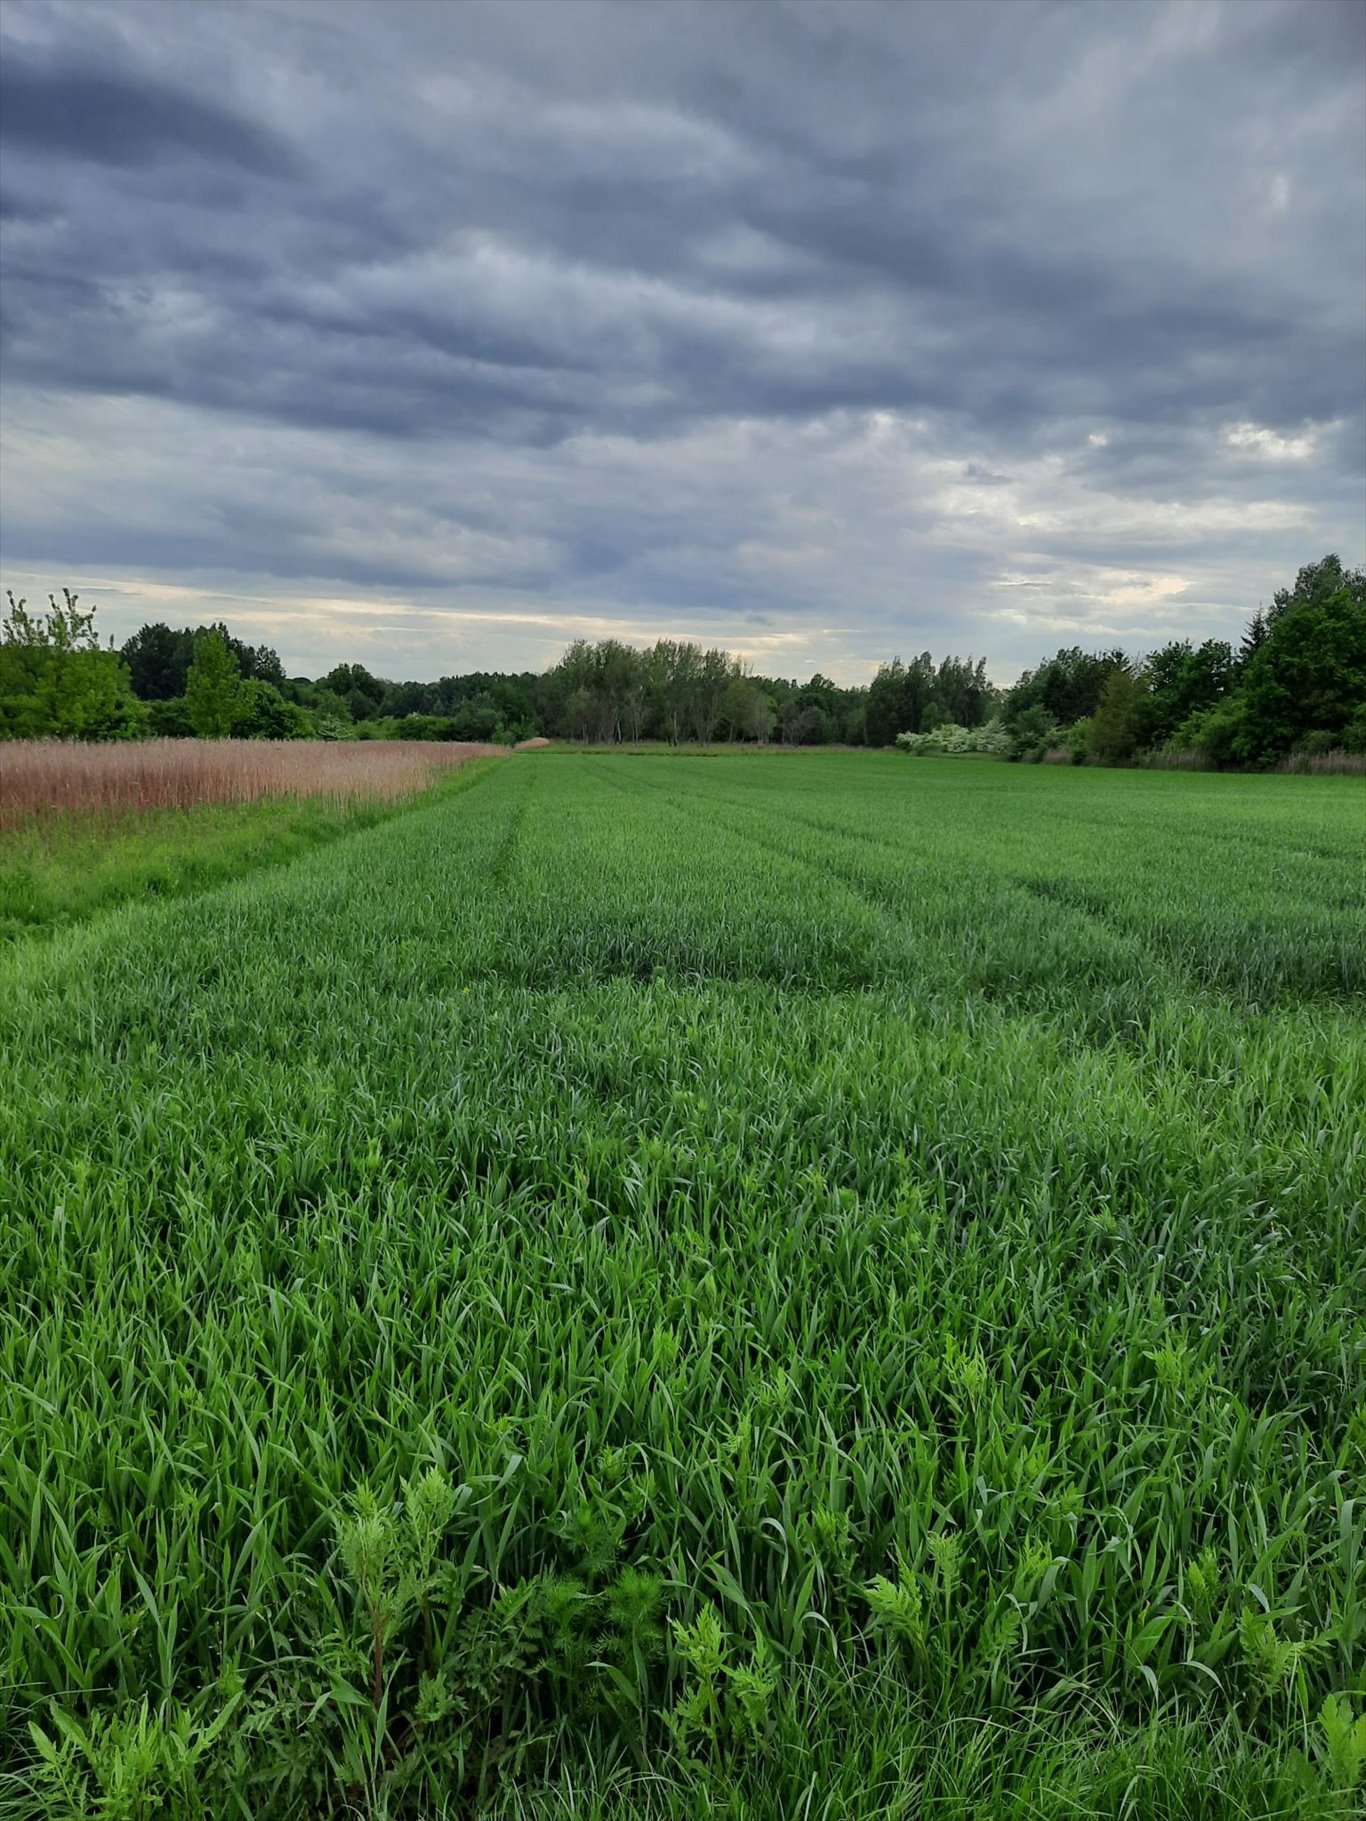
[[2, 753, 1363, 1819], [0, 758, 503, 945], [0, 798, 401, 946]]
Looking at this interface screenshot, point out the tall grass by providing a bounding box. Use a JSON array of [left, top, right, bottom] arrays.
[[1137, 747, 1214, 770], [0, 737, 505, 829], [0, 754, 1362, 1818], [1277, 748, 1366, 776]]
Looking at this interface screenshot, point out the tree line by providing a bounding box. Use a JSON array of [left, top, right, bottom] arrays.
[[994, 555, 1364, 769], [2, 556, 1362, 769]]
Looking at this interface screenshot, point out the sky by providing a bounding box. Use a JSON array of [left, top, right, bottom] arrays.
[[1, 0, 1363, 685]]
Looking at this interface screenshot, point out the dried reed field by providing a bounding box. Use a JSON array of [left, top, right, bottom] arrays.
[[0, 737, 505, 829], [2, 752, 1363, 1819]]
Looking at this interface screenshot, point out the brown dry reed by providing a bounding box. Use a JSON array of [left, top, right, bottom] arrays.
[[1277, 748, 1366, 776], [0, 738, 505, 830]]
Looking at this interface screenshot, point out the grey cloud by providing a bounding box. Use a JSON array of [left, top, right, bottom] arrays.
[[0, 0, 1362, 676], [0, 42, 300, 176]]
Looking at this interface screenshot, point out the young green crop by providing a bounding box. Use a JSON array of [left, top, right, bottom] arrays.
[[0, 753, 1361, 1819]]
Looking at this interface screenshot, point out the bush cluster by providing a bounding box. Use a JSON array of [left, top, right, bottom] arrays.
[[894, 720, 1010, 756]]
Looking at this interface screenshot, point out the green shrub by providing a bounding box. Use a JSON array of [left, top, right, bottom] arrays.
[[1, 589, 148, 741], [230, 679, 313, 740]]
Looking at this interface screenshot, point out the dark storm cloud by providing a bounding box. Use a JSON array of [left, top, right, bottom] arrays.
[[0, 39, 300, 175], [1, 0, 1362, 676]]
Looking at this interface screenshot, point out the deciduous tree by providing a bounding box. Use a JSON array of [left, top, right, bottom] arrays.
[[185, 630, 244, 738]]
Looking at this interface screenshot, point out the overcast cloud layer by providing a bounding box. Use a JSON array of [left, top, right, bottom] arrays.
[[1, 0, 1362, 682]]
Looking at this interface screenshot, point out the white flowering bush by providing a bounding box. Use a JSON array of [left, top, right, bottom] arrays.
[[895, 719, 1009, 756]]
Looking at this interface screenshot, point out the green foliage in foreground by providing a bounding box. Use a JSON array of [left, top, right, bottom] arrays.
[[1, 755, 1362, 1818]]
